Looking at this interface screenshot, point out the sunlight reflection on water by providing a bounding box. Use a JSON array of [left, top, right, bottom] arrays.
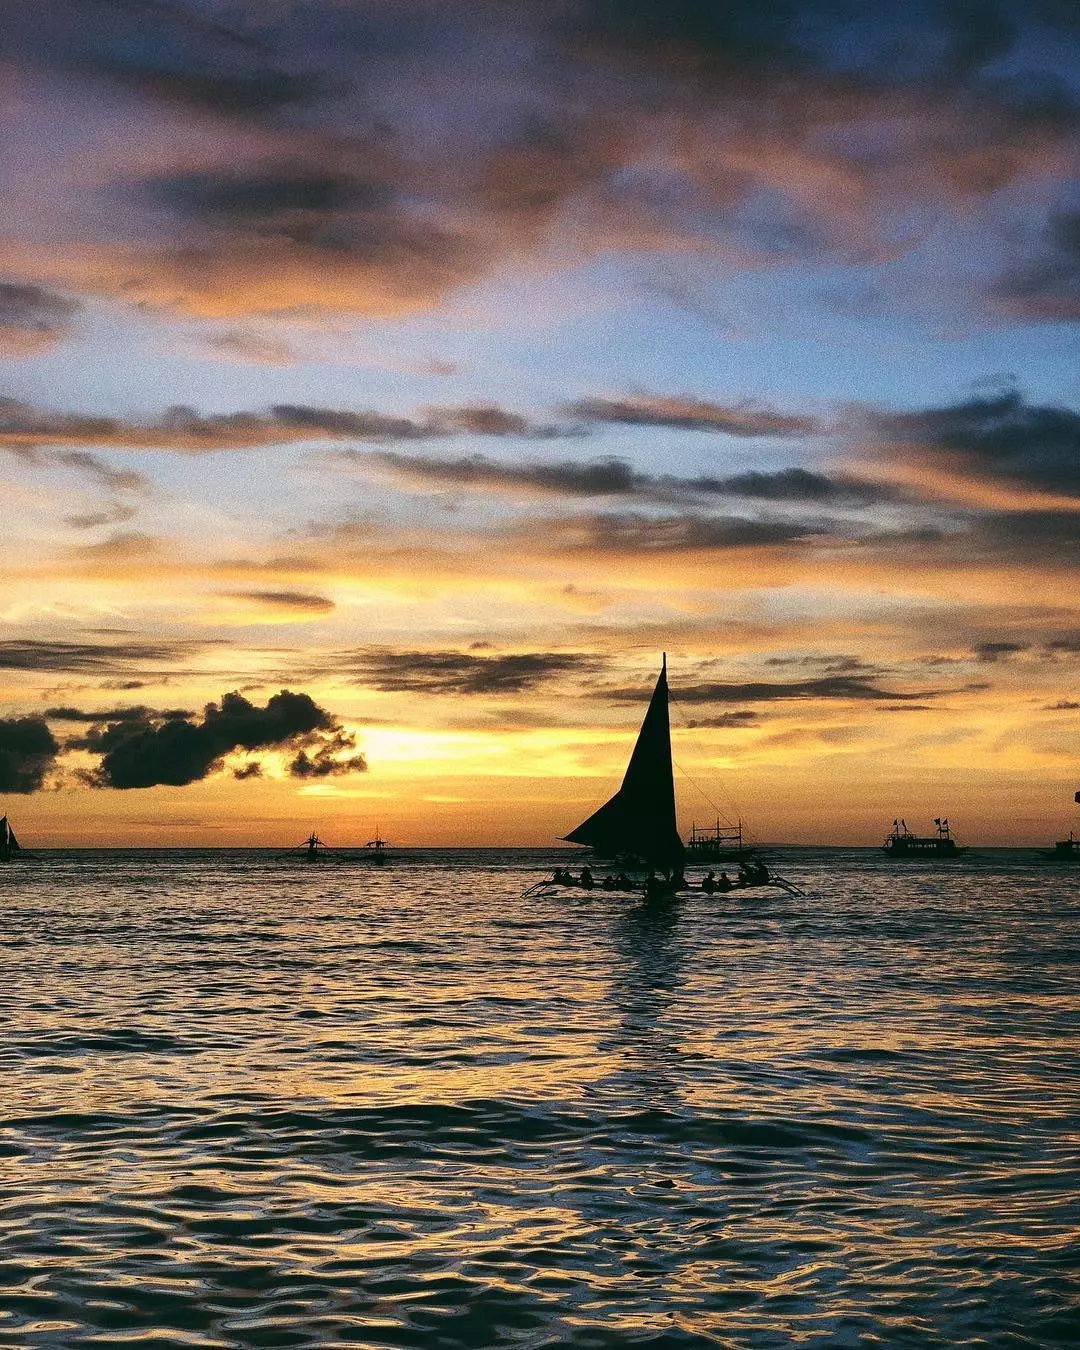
[[0, 847, 1077, 1347]]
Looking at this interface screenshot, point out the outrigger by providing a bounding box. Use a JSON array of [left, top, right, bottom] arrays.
[[364, 829, 391, 864], [279, 831, 332, 862], [527, 656, 802, 898]]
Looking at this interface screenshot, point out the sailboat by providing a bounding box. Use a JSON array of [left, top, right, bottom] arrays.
[[563, 654, 685, 871], [1, 816, 21, 863], [547, 656, 797, 896]]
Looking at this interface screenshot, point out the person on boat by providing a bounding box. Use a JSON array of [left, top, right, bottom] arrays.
[[643, 873, 669, 902], [716, 871, 732, 892], [579, 865, 594, 890], [670, 868, 687, 891], [601, 874, 617, 890], [701, 870, 717, 893], [615, 872, 631, 890]]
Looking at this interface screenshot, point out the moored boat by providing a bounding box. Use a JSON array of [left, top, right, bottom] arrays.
[[686, 818, 753, 863], [364, 829, 391, 864], [883, 817, 965, 858], [1036, 790, 1080, 861]]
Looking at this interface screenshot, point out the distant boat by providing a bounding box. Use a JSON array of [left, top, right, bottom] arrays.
[[883, 817, 965, 858], [364, 829, 390, 864], [1040, 833, 1080, 862], [1036, 790, 1080, 862], [0, 815, 21, 863], [278, 831, 331, 862], [685, 817, 754, 863]]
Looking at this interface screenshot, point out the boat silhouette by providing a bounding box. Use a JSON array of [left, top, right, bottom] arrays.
[[534, 656, 798, 897], [0, 815, 21, 863], [883, 817, 965, 858]]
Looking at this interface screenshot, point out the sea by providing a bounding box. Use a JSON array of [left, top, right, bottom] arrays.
[[1, 846, 1077, 1348]]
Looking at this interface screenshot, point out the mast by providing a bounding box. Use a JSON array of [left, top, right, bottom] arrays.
[[563, 654, 684, 867]]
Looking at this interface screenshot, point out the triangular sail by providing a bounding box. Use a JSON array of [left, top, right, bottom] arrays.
[[563, 656, 684, 867], [0, 816, 19, 858]]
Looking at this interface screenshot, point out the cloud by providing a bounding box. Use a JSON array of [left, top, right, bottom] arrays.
[[1044, 700, 1080, 710], [0, 283, 80, 356], [972, 641, 1029, 662], [0, 396, 560, 454], [993, 209, 1080, 321], [198, 330, 300, 366], [341, 649, 604, 694], [223, 590, 335, 614], [547, 512, 831, 553], [600, 675, 942, 703], [63, 503, 139, 530], [3, 1, 1076, 325], [80, 689, 366, 789], [684, 710, 762, 728], [0, 717, 61, 793], [45, 705, 193, 723], [0, 638, 212, 673], [54, 450, 151, 495], [365, 450, 894, 505], [866, 391, 1080, 497], [565, 395, 816, 436]]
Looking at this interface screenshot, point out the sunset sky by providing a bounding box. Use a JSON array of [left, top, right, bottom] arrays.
[[2, 0, 1079, 847]]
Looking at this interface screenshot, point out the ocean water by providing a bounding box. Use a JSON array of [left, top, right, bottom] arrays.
[[0, 846, 1078, 1348]]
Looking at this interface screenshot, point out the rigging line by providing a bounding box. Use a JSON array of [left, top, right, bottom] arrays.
[[672, 754, 764, 849], [669, 699, 754, 821], [669, 697, 766, 847]]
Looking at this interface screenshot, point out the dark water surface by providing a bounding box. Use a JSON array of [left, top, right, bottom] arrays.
[[1, 847, 1078, 1347]]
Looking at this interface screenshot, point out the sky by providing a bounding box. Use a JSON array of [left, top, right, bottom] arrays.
[[2, 0, 1079, 848]]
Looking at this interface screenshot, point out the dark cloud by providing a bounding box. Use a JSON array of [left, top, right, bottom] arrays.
[[684, 710, 762, 728], [100, 66, 329, 116], [601, 676, 942, 703], [287, 729, 366, 778], [994, 210, 1080, 321], [0, 396, 560, 454], [342, 649, 604, 695], [224, 590, 336, 614], [45, 705, 192, 723], [0, 638, 209, 673], [560, 512, 830, 552], [972, 641, 1029, 662], [868, 391, 1080, 496], [565, 396, 816, 437], [5, 1, 1080, 323], [81, 689, 365, 789], [0, 283, 80, 356], [54, 450, 151, 495], [1044, 700, 1080, 710], [63, 503, 139, 530], [0, 717, 60, 793], [367, 450, 894, 505]]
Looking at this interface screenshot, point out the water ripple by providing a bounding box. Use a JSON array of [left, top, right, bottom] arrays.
[[0, 847, 1077, 1346]]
